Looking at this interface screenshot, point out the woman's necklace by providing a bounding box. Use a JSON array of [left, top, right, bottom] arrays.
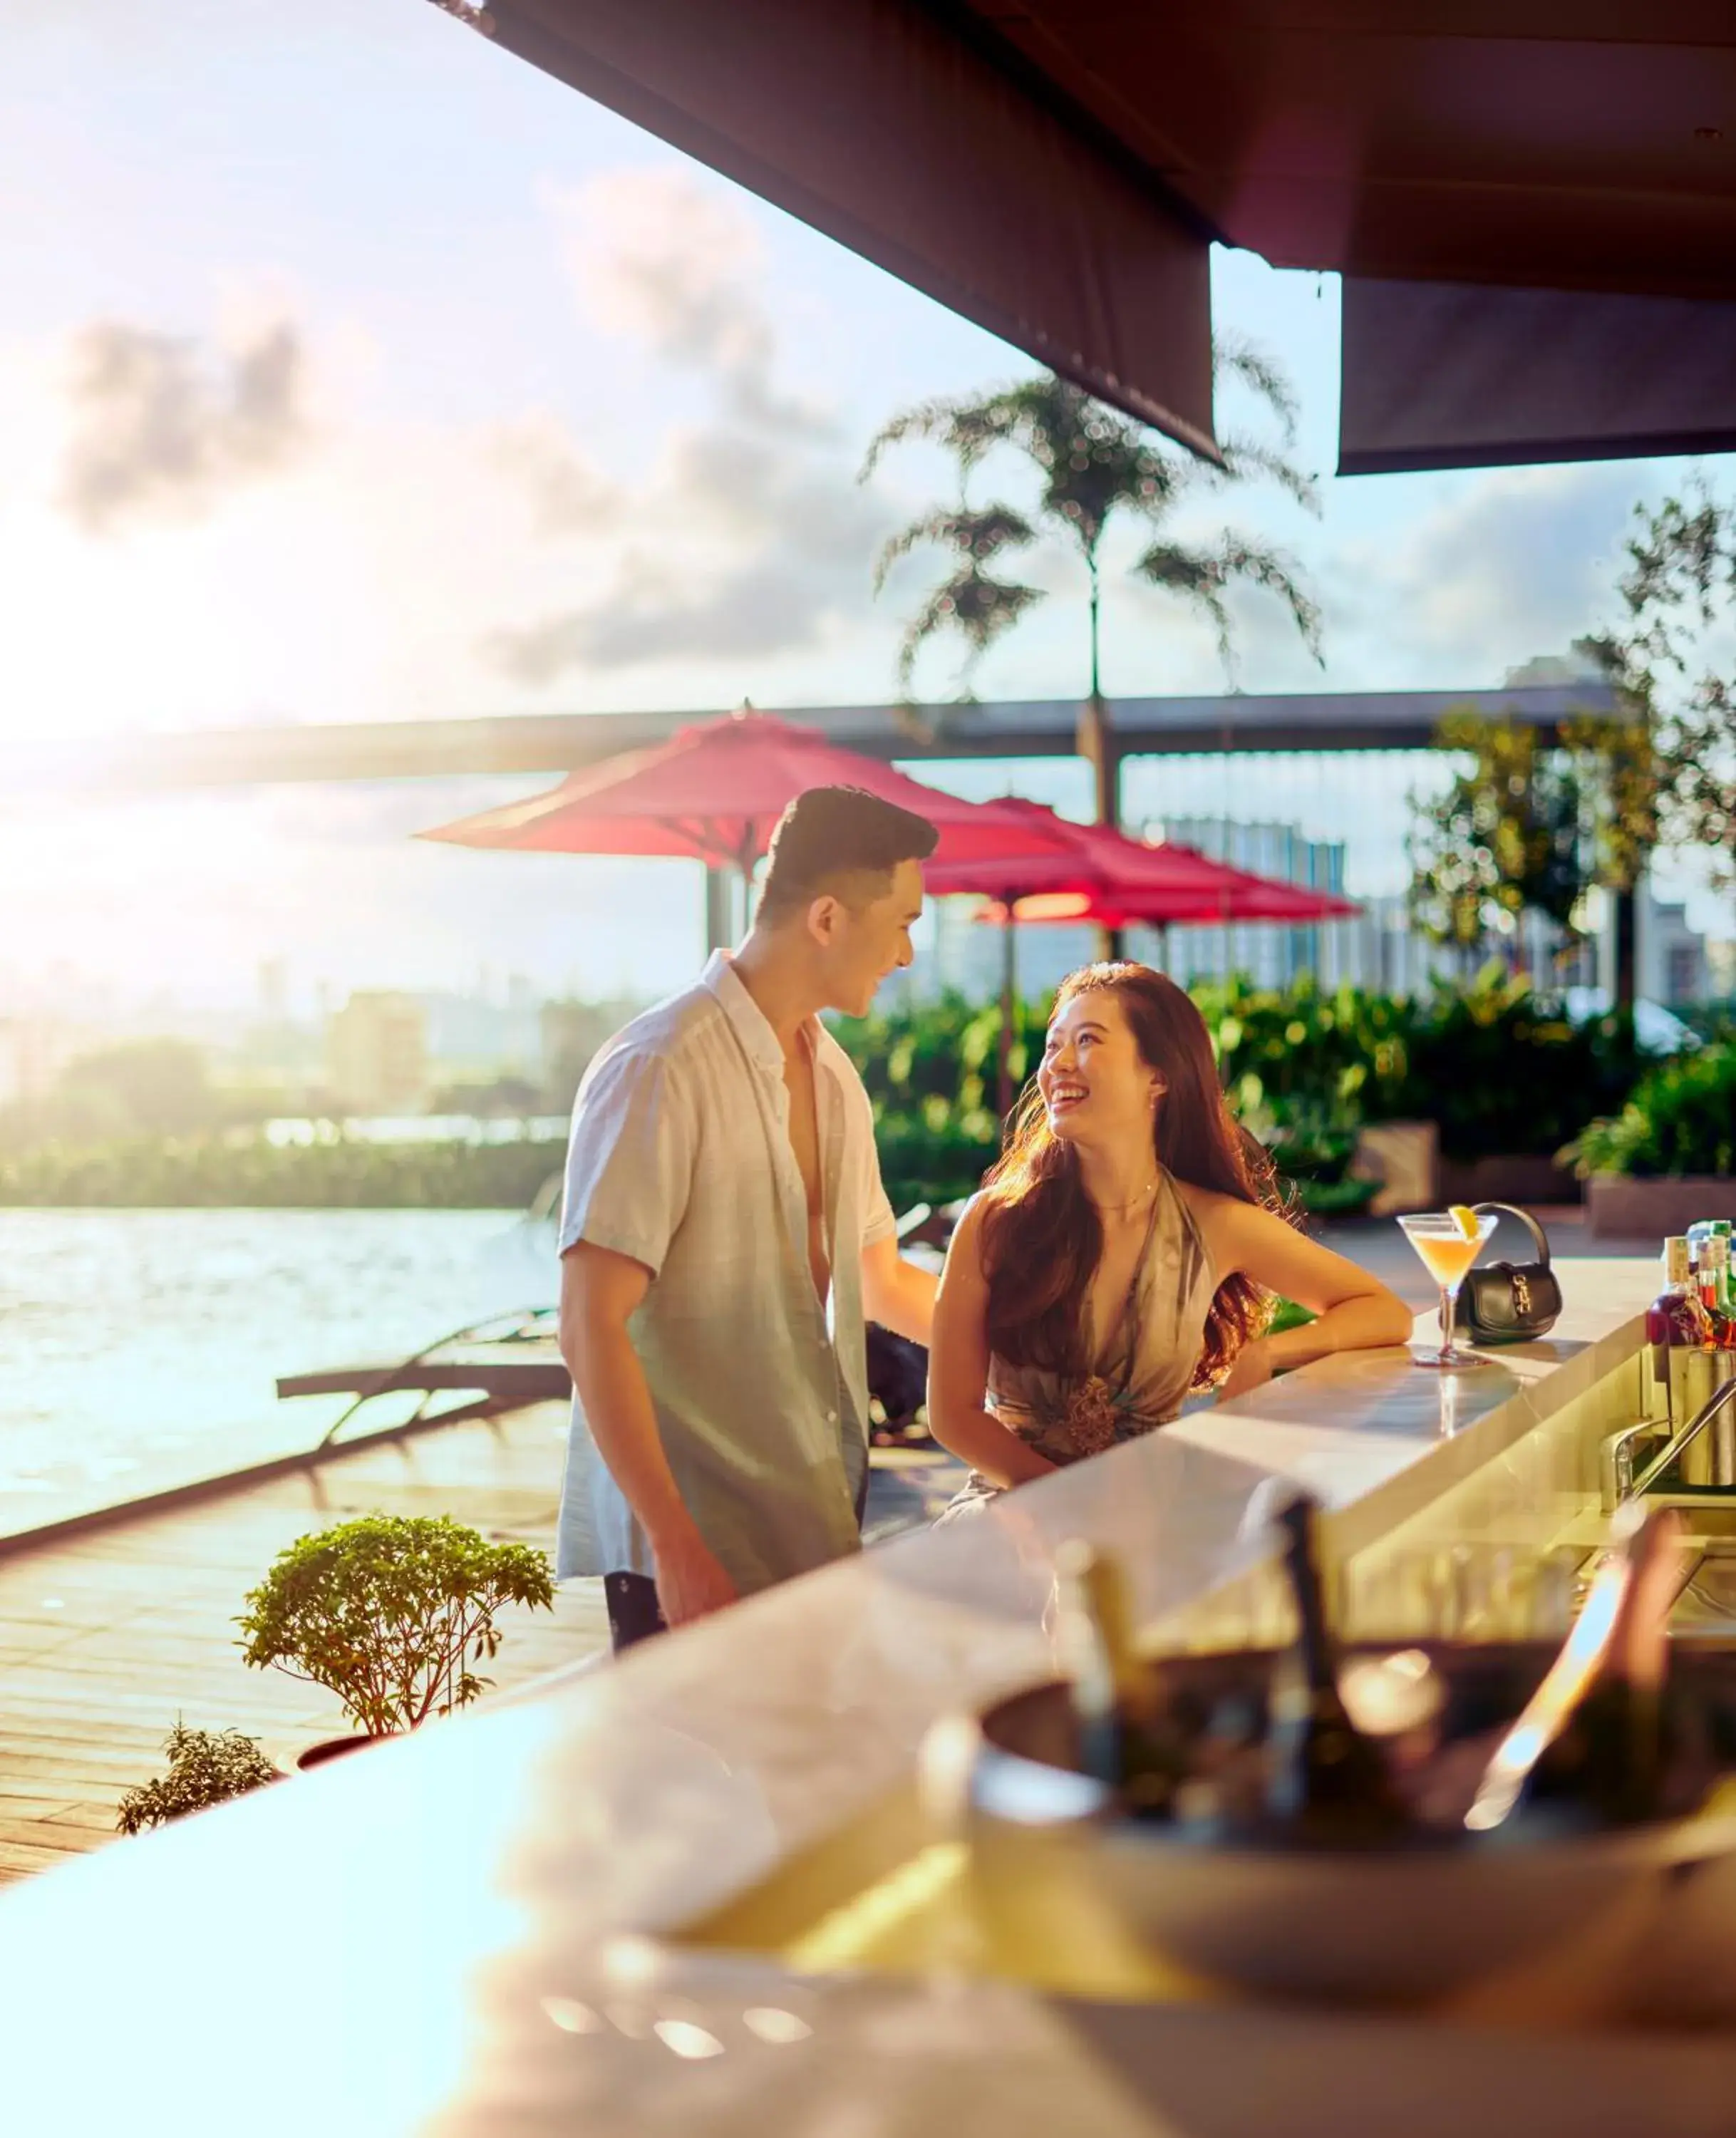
[[1097, 1177, 1157, 1217]]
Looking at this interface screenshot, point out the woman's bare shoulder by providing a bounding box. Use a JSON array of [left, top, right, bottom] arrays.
[[1171, 1177, 1240, 1226], [1171, 1179, 1277, 1256]]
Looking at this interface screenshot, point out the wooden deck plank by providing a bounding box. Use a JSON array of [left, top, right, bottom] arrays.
[[0, 1793, 82, 1822], [0, 1400, 611, 1884], [0, 1818, 97, 1855], [46, 1802, 133, 1832], [0, 1840, 90, 1880]]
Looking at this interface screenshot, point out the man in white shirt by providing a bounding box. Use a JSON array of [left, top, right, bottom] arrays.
[[556, 786, 941, 1650]]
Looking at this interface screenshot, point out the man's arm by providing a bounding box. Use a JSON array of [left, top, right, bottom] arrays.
[[861, 1231, 938, 1346], [558, 1241, 736, 1628]]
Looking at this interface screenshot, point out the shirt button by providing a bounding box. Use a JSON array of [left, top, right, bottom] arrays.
[[826, 1410, 838, 1425]]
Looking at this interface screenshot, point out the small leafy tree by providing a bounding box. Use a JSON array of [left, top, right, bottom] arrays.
[[116, 1722, 280, 1834], [236, 1514, 554, 1737], [1598, 482, 1736, 885], [1407, 713, 1593, 970]]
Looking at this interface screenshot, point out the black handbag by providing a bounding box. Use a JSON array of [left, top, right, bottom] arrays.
[[1452, 1202, 1563, 1344]]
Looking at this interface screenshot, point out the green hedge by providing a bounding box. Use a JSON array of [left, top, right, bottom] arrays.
[[1197, 971, 1653, 1162], [0, 1133, 567, 1209], [837, 971, 1675, 1214]]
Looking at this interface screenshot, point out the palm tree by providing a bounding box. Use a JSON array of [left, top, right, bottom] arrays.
[[860, 347, 1324, 855]]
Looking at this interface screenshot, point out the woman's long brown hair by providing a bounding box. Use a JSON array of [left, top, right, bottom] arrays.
[[978, 963, 1293, 1390]]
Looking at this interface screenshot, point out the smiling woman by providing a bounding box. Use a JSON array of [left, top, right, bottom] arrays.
[[925, 961, 1412, 1504]]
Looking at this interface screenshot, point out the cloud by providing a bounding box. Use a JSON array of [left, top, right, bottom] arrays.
[[1326, 462, 1646, 681], [557, 169, 773, 379], [544, 168, 836, 433], [482, 167, 887, 682], [492, 414, 621, 537], [58, 318, 313, 534]]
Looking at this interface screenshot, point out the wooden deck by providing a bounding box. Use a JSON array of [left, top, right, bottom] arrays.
[[0, 1398, 607, 1886], [0, 1409, 968, 1887]]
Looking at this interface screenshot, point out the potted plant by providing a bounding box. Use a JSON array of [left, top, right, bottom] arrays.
[[116, 1721, 281, 1834], [1566, 1044, 1736, 1238], [235, 1513, 554, 1770]]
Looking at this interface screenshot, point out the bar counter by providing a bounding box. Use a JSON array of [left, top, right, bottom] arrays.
[[6, 1259, 1736, 2137]]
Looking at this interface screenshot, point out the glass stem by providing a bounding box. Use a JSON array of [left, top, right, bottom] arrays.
[[1438, 1286, 1454, 1361]]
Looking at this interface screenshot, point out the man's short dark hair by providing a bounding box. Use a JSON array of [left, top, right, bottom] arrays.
[[757, 786, 939, 922]]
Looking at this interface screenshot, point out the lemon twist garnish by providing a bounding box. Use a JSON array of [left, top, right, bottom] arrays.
[[1449, 1204, 1479, 1241]]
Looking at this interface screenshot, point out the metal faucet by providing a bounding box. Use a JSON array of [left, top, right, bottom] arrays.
[[1620, 1375, 1736, 1506], [1601, 1418, 1669, 1514]]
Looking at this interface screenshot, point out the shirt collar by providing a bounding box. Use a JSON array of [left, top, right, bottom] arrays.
[[702, 951, 823, 1076]]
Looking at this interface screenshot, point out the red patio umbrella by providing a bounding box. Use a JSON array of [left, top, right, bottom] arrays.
[[417, 707, 1072, 882], [986, 879, 1362, 929], [926, 800, 1358, 1109]]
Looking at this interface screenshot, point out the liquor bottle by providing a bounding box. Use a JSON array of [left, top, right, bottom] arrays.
[[1645, 1237, 1691, 1422], [1696, 1234, 1725, 1321], [1701, 1234, 1735, 1336], [1711, 1222, 1735, 1313], [1264, 1494, 1407, 1844], [1696, 1237, 1736, 1484], [1650, 1237, 1712, 1442], [1053, 1540, 1190, 1816]]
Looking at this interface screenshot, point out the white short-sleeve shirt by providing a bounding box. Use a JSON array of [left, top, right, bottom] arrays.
[[555, 952, 897, 1596]]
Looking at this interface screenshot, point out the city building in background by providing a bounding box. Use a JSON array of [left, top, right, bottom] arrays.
[[324, 991, 429, 1115], [1637, 889, 1708, 1007]]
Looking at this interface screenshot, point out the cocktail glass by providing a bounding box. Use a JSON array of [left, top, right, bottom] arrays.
[[1397, 1209, 1499, 1369]]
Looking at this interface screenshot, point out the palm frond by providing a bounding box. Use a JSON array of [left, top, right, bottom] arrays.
[[894, 565, 1045, 696], [869, 504, 1037, 594], [1212, 331, 1301, 446], [1215, 431, 1321, 517], [859, 394, 1013, 481], [1211, 537, 1325, 663], [1134, 534, 1323, 678], [1135, 543, 1236, 671]]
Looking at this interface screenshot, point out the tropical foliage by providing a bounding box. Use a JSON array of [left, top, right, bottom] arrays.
[[1567, 1046, 1736, 1179], [836, 973, 1666, 1206], [236, 1515, 554, 1737], [860, 356, 1322, 702]]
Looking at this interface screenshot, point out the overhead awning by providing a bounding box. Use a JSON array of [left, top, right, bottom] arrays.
[[1340, 278, 1736, 476], [492, 0, 1219, 460]]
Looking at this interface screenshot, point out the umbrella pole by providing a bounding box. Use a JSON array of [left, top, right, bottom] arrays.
[[735, 827, 760, 946], [998, 910, 1018, 1122], [704, 867, 730, 954]]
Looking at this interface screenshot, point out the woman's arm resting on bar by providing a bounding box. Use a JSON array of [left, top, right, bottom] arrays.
[[1182, 1192, 1415, 1398]]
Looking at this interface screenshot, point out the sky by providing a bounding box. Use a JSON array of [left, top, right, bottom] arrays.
[[1, 0, 1729, 1015]]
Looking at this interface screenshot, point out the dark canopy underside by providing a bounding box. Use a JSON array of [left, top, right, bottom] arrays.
[[491, 0, 1736, 475]]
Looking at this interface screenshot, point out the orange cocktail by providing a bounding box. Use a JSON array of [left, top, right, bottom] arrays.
[[1398, 1207, 1499, 1369]]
